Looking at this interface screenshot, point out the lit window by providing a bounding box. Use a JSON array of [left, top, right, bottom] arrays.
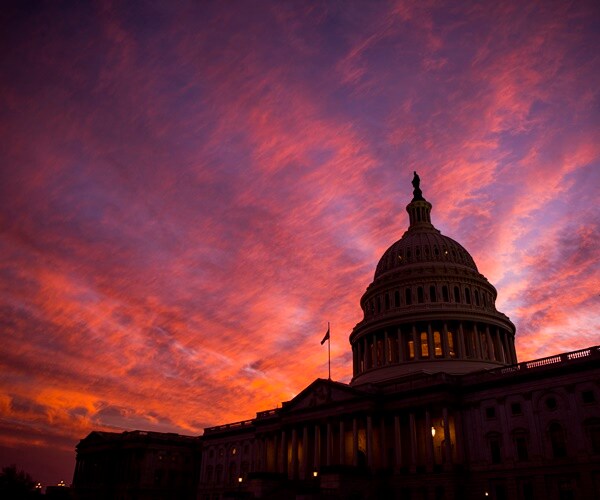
[[408, 340, 415, 360], [447, 331, 456, 357], [420, 332, 429, 357], [433, 331, 442, 357]]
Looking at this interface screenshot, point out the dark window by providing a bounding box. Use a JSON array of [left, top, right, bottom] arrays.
[[430, 285, 437, 302], [515, 436, 528, 461], [486, 407, 496, 419], [511, 402, 522, 415], [405, 288, 412, 305], [465, 288, 471, 304], [546, 397, 557, 410], [394, 290, 400, 307], [474, 289, 480, 306], [377, 297, 381, 313], [453, 286, 460, 303], [582, 390, 595, 404], [442, 285, 449, 302], [385, 294, 390, 310], [417, 287, 424, 303], [586, 420, 600, 454], [490, 438, 501, 464], [549, 423, 567, 458]]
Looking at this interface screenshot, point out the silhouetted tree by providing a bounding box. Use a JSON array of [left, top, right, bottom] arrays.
[[0, 464, 37, 499]]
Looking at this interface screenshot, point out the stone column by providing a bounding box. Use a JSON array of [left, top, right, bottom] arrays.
[[367, 415, 374, 468], [442, 322, 450, 358], [425, 410, 434, 472], [326, 421, 332, 465], [501, 330, 511, 363], [363, 337, 369, 369], [280, 430, 287, 475], [453, 412, 464, 464], [443, 407, 452, 469], [427, 323, 434, 358], [394, 415, 402, 469], [383, 330, 389, 365], [473, 323, 481, 359], [302, 426, 308, 479], [486, 326, 494, 360], [357, 342, 362, 373], [380, 416, 387, 468], [409, 412, 417, 472], [510, 336, 518, 363], [397, 327, 404, 362], [291, 428, 298, 479], [339, 420, 345, 465], [458, 322, 467, 358], [353, 417, 359, 466], [313, 424, 320, 471], [412, 325, 419, 359]]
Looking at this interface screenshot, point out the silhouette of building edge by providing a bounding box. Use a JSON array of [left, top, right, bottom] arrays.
[[73, 177, 600, 500]]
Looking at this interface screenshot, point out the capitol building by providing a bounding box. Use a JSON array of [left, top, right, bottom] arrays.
[[73, 176, 600, 500]]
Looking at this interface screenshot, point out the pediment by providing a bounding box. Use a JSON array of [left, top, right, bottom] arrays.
[[282, 379, 363, 412]]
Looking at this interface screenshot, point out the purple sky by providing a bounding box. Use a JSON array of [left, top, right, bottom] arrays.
[[1, 0, 599, 488]]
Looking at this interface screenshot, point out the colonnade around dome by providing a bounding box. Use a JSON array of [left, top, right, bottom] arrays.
[[351, 320, 516, 382]]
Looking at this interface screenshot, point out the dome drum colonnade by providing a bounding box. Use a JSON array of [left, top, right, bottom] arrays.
[[350, 173, 516, 385]]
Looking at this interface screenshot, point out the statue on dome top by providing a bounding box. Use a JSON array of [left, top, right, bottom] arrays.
[[411, 171, 424, 201]]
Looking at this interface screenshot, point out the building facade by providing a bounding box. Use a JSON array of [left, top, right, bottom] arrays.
[[74, 176, 600, 500]]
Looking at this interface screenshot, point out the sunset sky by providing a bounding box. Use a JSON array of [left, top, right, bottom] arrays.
[[1, 0, 599, 487]]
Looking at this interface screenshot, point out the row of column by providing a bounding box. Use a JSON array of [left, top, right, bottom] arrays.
[[251, 409, 460, 480], [352, 322, 516, 375]]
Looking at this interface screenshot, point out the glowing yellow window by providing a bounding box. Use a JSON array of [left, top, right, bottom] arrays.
[[408, 340, 415, 360], [448, 331, 456, 357], [434, 331, 443, 357], [420, 332, 429, 357]]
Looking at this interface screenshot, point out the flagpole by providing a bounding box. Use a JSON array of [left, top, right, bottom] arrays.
[[328, 321, 331, 380]]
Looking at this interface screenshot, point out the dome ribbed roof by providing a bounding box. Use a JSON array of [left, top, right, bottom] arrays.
[[375, 230, 478, 279]]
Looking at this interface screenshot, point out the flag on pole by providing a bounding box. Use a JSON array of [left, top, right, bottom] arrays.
[[320, 325, 330, 345]]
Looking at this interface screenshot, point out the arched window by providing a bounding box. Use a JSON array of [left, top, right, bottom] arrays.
[[482, 293, 487, 307], [549, 423, 567, 458], [487, 433, 502, 464], [420, 331, 429, 357], [433, 331, 442, 357], [430, 285, 437, 302], [454, 286, 460, 303], [417, 287, 424, 303], [442, 285, 449, 302], [405, 288, 412, 305], [377, 297, 381, 313], [584, 418, 600, 454], [394, 290, 400, 307], [385, 294, 390, 310], [474, 289, 480, 306], [513, 430, 529, 461], [465, 288, 471, 304]]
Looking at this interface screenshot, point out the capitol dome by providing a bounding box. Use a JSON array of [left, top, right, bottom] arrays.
[[349, 173, 516, 386]]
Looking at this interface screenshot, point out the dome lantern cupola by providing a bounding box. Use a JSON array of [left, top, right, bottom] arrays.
[[349, 173, 516, 386]]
